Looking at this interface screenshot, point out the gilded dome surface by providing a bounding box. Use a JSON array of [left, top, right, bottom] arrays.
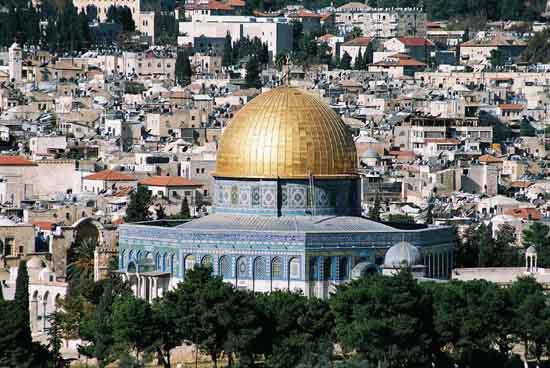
[[215, 87, 357, 179]]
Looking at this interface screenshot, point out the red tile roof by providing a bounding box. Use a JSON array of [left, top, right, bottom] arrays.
[[510, 181, 532, 189], [397, 37, 435, 47], [207, 0, 234, 10], [0, 156, 36, 166], [228, 0, 245, 7], [342, 37, 373, 46], [32, 220, 55, 231], [317, 33, 337, 42], [294, 9, 322, 18], [504, 207, 541, 221], [498, 104, 525, 110], [83, 170, 136, 181], [372, 54, 426, 67], [425, 138, 460, 144], [479, 154, 503, 163], [139, 176, 202, 187]]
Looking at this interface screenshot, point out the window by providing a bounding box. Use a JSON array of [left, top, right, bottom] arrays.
[[237, 257, 247, 278], [289, 257, 300, 279], [254, 257, 266, 278], [18, 246, 24, 254], [184, 255, 195, 273], [201, 255, 213, 269], [220, 256, 231, 277], [271, 257, 282, 278], [184, 191, 191, 196], [4, 238, 13, 256]]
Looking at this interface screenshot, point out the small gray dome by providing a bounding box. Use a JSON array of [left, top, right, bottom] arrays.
[[27, 256, 45, 269], [526, 245, 537, 255], [362, 148, 380, 159], [384, 241, 422, 268]]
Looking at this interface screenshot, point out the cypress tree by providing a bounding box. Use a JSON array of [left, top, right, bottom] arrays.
[[222, 33, 233, 67], [354, 49, 364, 70], [12, 260, 33, 367], [245, 56, 262, 89], [180, 196, 191, 219]]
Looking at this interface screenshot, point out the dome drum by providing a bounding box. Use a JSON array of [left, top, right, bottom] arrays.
[[213, 177, 361, 216]]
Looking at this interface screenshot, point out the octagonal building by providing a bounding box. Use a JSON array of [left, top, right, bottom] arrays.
[[118, 87, 455, 299]]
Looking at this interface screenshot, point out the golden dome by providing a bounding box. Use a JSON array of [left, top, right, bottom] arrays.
[[215, 87, 358, 179]]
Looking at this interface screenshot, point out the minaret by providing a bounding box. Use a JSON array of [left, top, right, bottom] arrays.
[[8, 42, 22, 84]]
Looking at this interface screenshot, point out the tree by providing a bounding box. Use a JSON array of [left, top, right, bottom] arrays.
[[125, 186, 152, 222], [11, 260, 33, 367], [354, 49, 364, 70], [346, 26, 363, 41], [46, 312, 64, 368], [509, 277, 550, 363], [522, 222, 550, 267], [260, 291, 334, 368], [332, 270, 434, 368], [489, 49, 506, 69], [113, 295, 155, 364], [151, 295, 184, 368], [430, 280, 512, 366], [67, 239, 97, 286], [175, 50, 192, 86], [368, 192, 381, 221], [340, 52, 352, 70], [245, 56, 262, 89], [180, 196, 191, 219], [523, 28, 550, 64], [106, 6, 135, 32], [156, 204, 167, 220], [492, 224, 520, 267], [519, 117, 536, 137], [80, 282, 115, 367], [222, 33, 233, 67]]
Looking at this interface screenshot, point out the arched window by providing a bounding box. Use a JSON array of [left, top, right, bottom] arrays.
[[271, 257, 282, 279], [201, 255, 213, 269], [237, 257, 248, 279], [289, 257, 300, 279], [184, 255, 195, 276], [155, 253, 161, 271], [253, 257, 266, 279], [339, 256, 349, 281], [309, 257, 318, 281], [219, 256, 231, 278], [323, 257, 332, 281], [170, 254, 175, 274]]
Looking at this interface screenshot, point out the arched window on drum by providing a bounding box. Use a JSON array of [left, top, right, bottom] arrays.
[[271, 257, 282, 280], [219, 256, 231, 278], [288, 257, 300, 279], [201, 255, 213, 270]]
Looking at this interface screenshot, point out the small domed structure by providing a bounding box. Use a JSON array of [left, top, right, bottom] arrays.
[[526, 245, 537, 256], [27, 256, 45, 269], [361, 148, 380, 160], [0, 217, 16, 226], [384, 241, 422, 268]]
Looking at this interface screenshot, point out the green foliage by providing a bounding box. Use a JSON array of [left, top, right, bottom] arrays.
[[340, 52, 352, 70], [524, 28, 550, 64], [175, 50, 192, 86], [125, 81, 147, 95], [387, 213, 415, 224], [43, 3, 92, 53], [67, 239, 97, 286], [113, 296, 155, 363], [80, 282, 115, 367], [125, 186, 153, 222], [223, 33, 234, 67], [46, 312, 64, 368], [520, 117, 536, 137], [522, 221, 550, 267], [489, 49, 506, 68], [245, 57, 262, 89], [12, 260, 33, 367], [232, 37, 270, 64], [332, 270, 434, 367], [106, 6, 136, 32], [368, 192, 381, 221]]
